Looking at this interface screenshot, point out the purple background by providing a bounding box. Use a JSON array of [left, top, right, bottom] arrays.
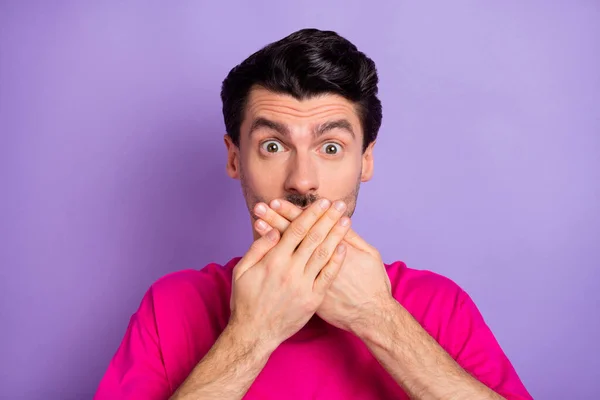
[[1, 1, 599, 399]]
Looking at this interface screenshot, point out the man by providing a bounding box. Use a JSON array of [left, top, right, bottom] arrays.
[[95, 29, 532, 399]]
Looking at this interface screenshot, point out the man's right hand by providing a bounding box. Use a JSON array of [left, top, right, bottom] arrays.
[[228, 198, 351, 350]]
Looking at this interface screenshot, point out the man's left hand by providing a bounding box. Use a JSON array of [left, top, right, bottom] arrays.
[[252, 199, 393, 333]]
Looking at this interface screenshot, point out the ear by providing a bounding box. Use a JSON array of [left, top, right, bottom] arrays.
[[224, 134, 240, 180], [360, 141, 376, 182]]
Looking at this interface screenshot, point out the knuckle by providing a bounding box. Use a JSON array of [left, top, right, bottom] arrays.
[[263, 211, 275, 224], [306, 229, 323, 245], [333, 222, 348, 234], [315, 245, 330, 260], [266, 211, 282, 226], [278, 272, 290, 285], [260, 254, 275, 269], [325, 209, 341, 221], [290, 223, 307, 238], [280, 207, 294, 220], [320, 269, 334, 284], [308, 207, 322, 219]]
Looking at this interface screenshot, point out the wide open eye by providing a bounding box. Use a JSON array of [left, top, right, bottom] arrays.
[[320, 142, 342, 155], [261, 140, 285, 153]]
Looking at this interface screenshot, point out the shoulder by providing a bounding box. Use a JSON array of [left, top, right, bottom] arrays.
[[386, 261, 466, 302], [144, 258, 240, 328], [137, 258, 241, 350], [150, 257, 240, 301], [386, 262, 531, 397], [386, 261, 473, 336]]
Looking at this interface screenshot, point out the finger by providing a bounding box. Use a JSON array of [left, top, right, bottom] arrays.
[[253, 201, 293, 234], [313, 243, 347, 296], [273, 199, 367, 252], [269, 199, 303, 225], [342, 228, 377, 255], [261, 199, 372, 254], [294, 200, 348, 264], [304, 215, 351, 278], [278, 198, 332, 253], [254, 218, 275, 236], [233, 229, 280, 279]]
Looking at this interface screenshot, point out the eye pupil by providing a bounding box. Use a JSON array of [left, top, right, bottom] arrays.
[[267, 142, 279, 152], [326, 144, 337, 154]]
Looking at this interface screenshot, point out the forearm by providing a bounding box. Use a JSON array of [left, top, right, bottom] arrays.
[[170, 323, 275, 400], [353, 300, 504, 400]]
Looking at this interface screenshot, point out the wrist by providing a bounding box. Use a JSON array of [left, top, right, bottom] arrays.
[[351, 295, 400, 342], [224, 318, 278, 360]]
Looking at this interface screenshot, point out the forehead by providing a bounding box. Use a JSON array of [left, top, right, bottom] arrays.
[[241, 86, 362, 136]]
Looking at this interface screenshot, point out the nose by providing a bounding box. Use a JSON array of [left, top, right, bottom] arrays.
[[284, 152, 319, 195]]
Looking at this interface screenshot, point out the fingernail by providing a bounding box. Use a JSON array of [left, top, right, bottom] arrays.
[[271, 199, 281, 210], [334, 201, 346, 212], [340, 217, 350, 227], [337, 243, 346, 253], [319, 199, 331, 209], [256, 220, 267, 230], [267, 229, 278, 241], [255, 203, 267, 216]]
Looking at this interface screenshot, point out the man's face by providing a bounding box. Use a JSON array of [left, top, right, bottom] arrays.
[[225, 86, 375, 236]]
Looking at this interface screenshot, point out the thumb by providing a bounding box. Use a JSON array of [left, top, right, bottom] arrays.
[[233, 229, 280, 279], [342, 228, 377, 255]]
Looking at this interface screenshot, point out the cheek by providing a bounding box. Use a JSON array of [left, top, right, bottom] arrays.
[[242, 155, 286, 193], [318, 159, 361, 195]]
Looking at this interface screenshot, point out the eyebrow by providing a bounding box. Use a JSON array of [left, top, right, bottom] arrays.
[[249, 117, 290, 138], [249, 117, 355, 139], [316, 119, 355, 139]]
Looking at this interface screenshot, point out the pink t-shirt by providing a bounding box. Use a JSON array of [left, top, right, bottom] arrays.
[[95, 258, 532, 399]]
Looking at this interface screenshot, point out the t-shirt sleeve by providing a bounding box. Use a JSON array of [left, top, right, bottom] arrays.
[[94, 287, 171, 400], [447, 289, 533, 400]]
